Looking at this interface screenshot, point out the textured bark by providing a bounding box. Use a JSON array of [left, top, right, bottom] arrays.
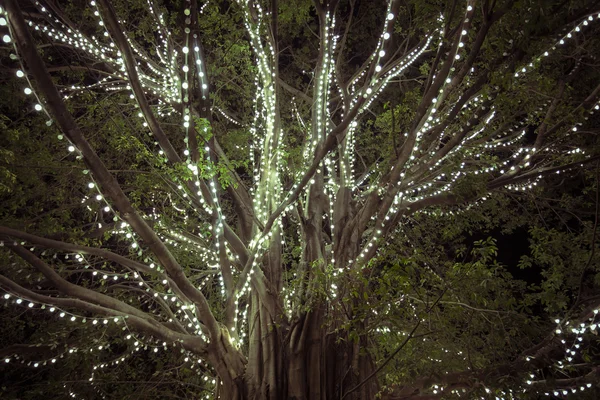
[[229, 305, 382, 400]]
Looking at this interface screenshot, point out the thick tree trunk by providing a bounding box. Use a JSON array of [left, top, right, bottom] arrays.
[[213, 301, 381, 400], [246, 291, 285, 400]]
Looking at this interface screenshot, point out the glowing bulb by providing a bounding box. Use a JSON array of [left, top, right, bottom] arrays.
[[16, 70, 24, 78], [24, 88, 32, 95], [34, 104, 43, 111], [2, 35, 10, 43]]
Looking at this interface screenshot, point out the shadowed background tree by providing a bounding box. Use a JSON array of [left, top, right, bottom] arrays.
[[1, 0, 600, 399]]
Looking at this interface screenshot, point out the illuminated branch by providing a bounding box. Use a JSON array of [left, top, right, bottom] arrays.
[[434, 6, 508, 108], [537, 82, 600, 149], [4, 0, 221, 340], [95, 0, 179, 163], [264, 95, 366, 234], [98, 0, 249, 272], [0, 225, 190, 302], [351, 151, 600, 267], [7, 243, 164, 322], [347, 3, 600, 272], [530, 367, 600, 388], [384, 2, 477, 187], [0, 274, 207, 355]]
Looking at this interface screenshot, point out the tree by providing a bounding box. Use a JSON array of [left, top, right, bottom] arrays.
[[1, 0, 600, 398]]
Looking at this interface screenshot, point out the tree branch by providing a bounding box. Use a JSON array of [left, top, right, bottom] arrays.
[[96, 0, 181, 164], [4, 0, 221, 339], [7, 243, 164, 322], [0, 225, 190, 303], [0, 274, 207, 355]]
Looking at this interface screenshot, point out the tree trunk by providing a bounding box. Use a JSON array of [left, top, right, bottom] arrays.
[[212, 297, 381, 400]]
